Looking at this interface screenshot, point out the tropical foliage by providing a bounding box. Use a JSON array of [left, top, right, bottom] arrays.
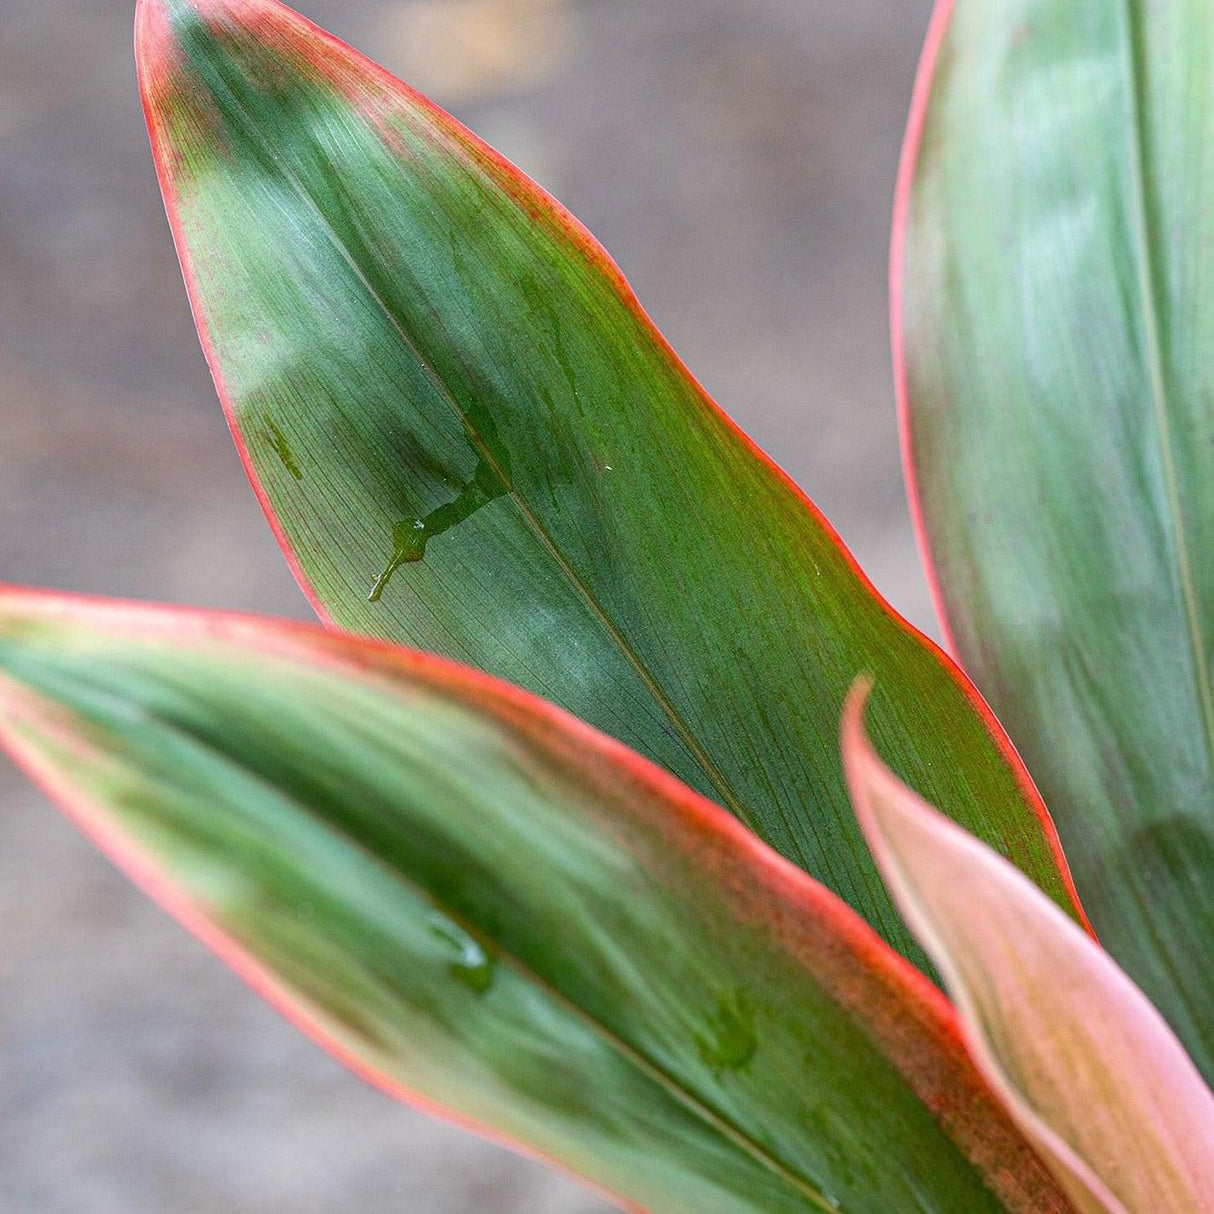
[[0, 1, 1210, 1210]]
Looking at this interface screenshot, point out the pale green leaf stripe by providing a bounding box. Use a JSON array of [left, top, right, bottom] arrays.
[[898, 0, 1214, 1076]]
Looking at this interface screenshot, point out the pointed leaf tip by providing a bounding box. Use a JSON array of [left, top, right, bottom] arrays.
[[842, 680, 1214, 1214], [136, 0, 1086, 988], [135, 0, 183, 96], [136, 0, 281, 77]]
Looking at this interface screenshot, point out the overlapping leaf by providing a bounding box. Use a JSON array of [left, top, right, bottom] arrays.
[[136, 0, 1082, 971], [842, 684, 1214, 1214], [894, 0, 1214, 1075], [0, 588, 1070, 1213]]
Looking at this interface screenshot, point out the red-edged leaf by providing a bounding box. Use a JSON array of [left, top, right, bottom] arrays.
[[136, 0, 1085, 973], [893, 0, 1214, 1076], [0, 586, 1069, 1213]]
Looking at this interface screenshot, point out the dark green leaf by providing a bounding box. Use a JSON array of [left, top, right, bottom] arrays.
[[137, 0, 1083, 971]]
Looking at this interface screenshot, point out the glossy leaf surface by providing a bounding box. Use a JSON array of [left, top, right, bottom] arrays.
[[843, 684, 1214, 1214], [894, 0, 1214, 1075], [137, 0, 1081, 970], [0, 589, 1070, 1214]]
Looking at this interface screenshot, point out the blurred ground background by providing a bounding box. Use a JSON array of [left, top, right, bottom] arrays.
[[0, 1, 935, 1209]]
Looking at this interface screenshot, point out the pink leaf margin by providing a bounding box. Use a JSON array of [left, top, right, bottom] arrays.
[[890, 0, 960, 659], [0, 591, 644, 1214], [0, 584, 1071, 1213], [843, 680, 1214, 1214], [136, 0, 1088, 932]]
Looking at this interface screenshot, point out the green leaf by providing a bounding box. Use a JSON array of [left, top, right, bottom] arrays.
[[0, 588, 1070, 1213], [894, 0, 1214, 1076], [136, 0, 1082, 971]]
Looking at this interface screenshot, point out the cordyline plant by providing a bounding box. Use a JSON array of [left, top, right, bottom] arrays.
[[1, 0, 1211, 1210]]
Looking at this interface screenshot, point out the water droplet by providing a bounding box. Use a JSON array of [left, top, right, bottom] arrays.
[[535, 294, 579, 401], [696, 990, 756, 1073], [368, 455, 507, 602], [367, 343, 514, 602], [266, 418, 304, 481], [369, 519, 428, 602], [427, 911, 496, 995]]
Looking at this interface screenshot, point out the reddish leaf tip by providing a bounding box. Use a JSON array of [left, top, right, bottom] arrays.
[[134, 0, 183, 100]]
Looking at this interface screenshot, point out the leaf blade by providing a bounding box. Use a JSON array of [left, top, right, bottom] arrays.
[[0, 588, 1070, 1213], [894, 0, 1214, 1075], [842, 682, 1214, 1214], [136, 0, 1083, 970]]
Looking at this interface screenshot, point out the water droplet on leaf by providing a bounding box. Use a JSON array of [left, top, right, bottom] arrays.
[[369, 519, 428, 602], [266, 418, 304, 482], [368, 453, 509, 602], [696, 990, 756, 1073], [427, 910, 496, 995]]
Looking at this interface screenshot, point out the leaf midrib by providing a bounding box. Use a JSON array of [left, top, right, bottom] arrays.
[[1114, 2, 1214, 1038], [203, 61, 771, 850], [1117, 9, 1214, 790], [116, 685, 845, 1214]]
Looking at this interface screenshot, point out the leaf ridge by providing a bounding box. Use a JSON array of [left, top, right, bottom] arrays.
[[95, 681, 845, 1214], [204, 57, 768, 849], [1118, 1, 1214, 780]]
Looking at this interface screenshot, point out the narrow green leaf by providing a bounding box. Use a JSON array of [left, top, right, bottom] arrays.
[[136, 0, 1083, 971], [0, 588, 1070, 1213], [894, 0, 1214, 1076]]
